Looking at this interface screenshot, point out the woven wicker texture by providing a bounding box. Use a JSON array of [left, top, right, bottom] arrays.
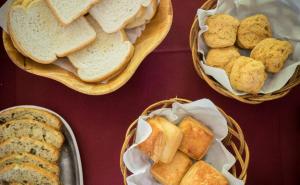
[[189, 0, 300, 104], [120, 98, 250, 184]]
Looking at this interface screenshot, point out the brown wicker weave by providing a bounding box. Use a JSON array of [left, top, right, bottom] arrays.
[[120, 98, 250, 184], [189, 0, 300, 104]]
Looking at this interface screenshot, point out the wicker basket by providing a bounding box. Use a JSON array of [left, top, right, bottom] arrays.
[[120, 98, 250, 184], [189, 0, 300, 104], [3, 0, 173, 95]]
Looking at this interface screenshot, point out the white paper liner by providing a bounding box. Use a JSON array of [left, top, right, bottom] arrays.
[[197, 0, 300, 95], [123, 99, 244, 185], [0, 0, 160, 83]]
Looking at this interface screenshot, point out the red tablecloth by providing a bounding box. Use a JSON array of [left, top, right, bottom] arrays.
[[1, 0, 300, 185]]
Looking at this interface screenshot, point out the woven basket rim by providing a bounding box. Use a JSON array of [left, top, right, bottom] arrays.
[[189, 0, 300, 104], [120, 97, 250, 185]]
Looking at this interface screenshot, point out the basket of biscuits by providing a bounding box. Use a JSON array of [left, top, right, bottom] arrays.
[[1, 0, 172, 95], [0, 106, 83, 185], [120, 98, 249, 185], [190, 0, 300, 104]]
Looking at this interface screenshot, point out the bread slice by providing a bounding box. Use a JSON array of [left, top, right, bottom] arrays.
[[0, 153, 59, 176], [0, 119, 64, 149], [0, 164, 59, 185], [89, 0, 152, 33], [126, 0, 158, 29], [0, 107, 62, 130], [68, 16, 134, 82], [0, 137, 60, 162], [8, 0, 96, 64], [46, 0, 99, 25], [148, 116, 183, 164]]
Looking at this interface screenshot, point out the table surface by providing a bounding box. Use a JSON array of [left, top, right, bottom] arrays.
[[1, 0, 300, 185]]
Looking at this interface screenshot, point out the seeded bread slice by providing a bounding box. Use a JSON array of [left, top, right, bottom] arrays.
[[90, 0, 152, 33], [0, 153, 59, 176], [0, 137, 60, 162], [68, 15, 134, 82], [126, 0, 158, 29], [46, 0, 100, 25], [0, 119, 64, 149], [8, 0, 96, 64], [0, 107, 61, 130], [0, 164, 59, 185]]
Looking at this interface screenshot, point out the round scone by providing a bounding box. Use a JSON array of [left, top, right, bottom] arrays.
[[237, 14, 272, 49], [206, 46, 240, 69], [250, 38, 293, 73], [203, 14, 240, 48], [230, 56, 267, 94]]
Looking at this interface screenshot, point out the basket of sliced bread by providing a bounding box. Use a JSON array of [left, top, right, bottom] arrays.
[[0, 106, 83, 185], [190, 0, 300, 104], [1, 0, 172, 95], [120, 98, 249, 185]]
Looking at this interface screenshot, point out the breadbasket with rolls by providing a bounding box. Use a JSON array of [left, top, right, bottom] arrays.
[[120, 97, 250, 184], [189, 0, 300, 104]]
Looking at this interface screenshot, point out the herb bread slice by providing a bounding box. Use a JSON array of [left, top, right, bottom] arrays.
[[0, 153, 59, 176], [0, 137, 60, 162], [0, 164, 59, 185], [0, 119, 64, 149], [0, 107, 62, 130]]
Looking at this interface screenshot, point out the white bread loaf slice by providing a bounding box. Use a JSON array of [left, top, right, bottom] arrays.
[[0, 137, 60, 162], [0, 164, 59, 185], [0, 119, 64, 149], [8, 0, 96, 64], [68, 16, 134, 82], [0, 153, 60, 176], [0, 107, 62, 130], [89, 0, 152, 33], [46, 0, 100, 25], [126, 0, 158, 29]]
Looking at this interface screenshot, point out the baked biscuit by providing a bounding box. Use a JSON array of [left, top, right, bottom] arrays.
[[148, 116, 183, 163], [204, 14, 240, 48], [138, 119, 166, 163], [180, 161, 228, 185], [230, 56, 267, 94], [151, 151, 192, 185], [250, 38, 293, 73], [179, 116, 214, 160], [237, 14, 272, 49], [224, 60, 235, 75], [206, 46, 240, 69]]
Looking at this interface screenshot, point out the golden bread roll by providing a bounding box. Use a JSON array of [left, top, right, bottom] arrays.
[[148, 116, 183, 163], [179, 116, 214, 160], [151, 151, 192, 185], [180, 161, 228, 185], [206, 46, 240, 69], [138, 119, 166, 163]]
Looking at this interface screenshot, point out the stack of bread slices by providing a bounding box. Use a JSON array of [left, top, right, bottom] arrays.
[[0, 107, 64, 185], [7, 0, 159, 83]]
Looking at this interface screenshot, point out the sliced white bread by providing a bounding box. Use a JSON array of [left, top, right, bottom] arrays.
[[8, 0, 96, 64], [89, 0, 152, 33], [0, 153, 60, 176], [126, 0, 158, 29], [0, 137, 60, 162], [0, 164, 59, 185], [0, 119, 64, 149], [46, 0, 100, 25], [68, 16, 134, 82], [0, 107, 62, 130]]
